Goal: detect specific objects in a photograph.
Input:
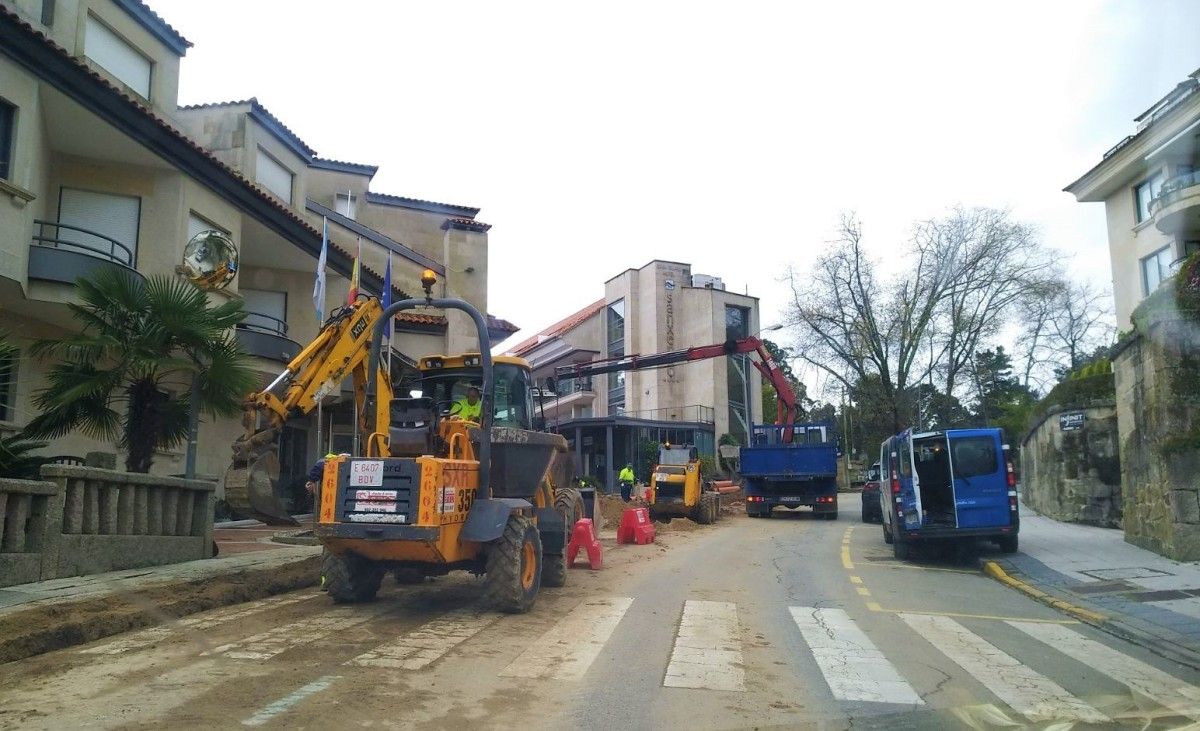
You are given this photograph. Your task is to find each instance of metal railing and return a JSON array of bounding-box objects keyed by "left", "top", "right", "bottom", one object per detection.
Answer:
[
  {"left": 1150, "top": 171, "right": 1200, "bottom": 214},
  {"left": 616, "top": 404, "right": 715, "bottom": 424},
  {"left": 548, "top": 376, "right": 592, "bottom": 395},
  {"left": 31, "top": 220, "right": 135, "bottom": 267},
  {"left": 237, "top": 311, "right": 289, "bottom": 337}
]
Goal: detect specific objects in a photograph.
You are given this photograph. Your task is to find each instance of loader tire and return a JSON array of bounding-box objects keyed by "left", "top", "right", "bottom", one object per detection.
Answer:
[
  {"left": 484, "top": 514, "right": 542, "bottom": 613},
  {"left": 695, "top": 494, "right": 716, "bottom": 525},
  {"left": 541, "top": 545, "right": 568, "bottom": 588},
  {"left": 323, "top": 551, "right": 384, "bottom": 603},
  {"left": 553, "top": 487, "right": 585, "bottom": 527}
]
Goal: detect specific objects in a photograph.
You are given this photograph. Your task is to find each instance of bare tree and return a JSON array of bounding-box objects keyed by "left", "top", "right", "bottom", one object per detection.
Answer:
[
  {"left": 924, "top": 208, "right": 1056, "bottom": 399},
  {"left": 1014, "top": 272, "right": 1067, "bottom": 391},
  {"left": 785, "top": 214, "right": 953, "bottom": 431},
  {"left": 1049, "top": 280, "right": 1114, "bottom": 371}
]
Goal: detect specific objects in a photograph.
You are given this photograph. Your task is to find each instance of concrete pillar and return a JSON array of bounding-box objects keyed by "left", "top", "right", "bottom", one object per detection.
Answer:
[
  {"left": 575, "top": 426, "right": 582, "bottom": 472},
  {"left": 177, "top": 491, "right": 194, "bottom": 537},
  {"left": 0, "top": 492, "right": 7, "bottom": 548},
  {"left": 2, "top": 494, "right": 26, "bottom": 552},
  {"left": 162, "top": 490, "right": 178, "bottom": 536},
  {"left": 63, "top": 480, "right": 82, "bottom": 534},
  {"left": 134, "top": 486, "right": 148, "bottom": 535},
  {"left": 99, "top": 483, "right": 118, "bottom": 535},
  {"left": 82, "top": 480, "right": 99, "bottom": 535},
  {"left": 117, "top": 486, "right": 135, "bottom": 534},
  {"left": 147, "top": 489, "right": 162, "bottom": 536},
  {"left": 605, "top": 425, "right": 614, "bottom": 493}
]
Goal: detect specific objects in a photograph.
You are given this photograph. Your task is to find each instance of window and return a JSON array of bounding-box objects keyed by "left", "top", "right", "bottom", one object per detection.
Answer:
[
  {"left": 1134, "top": 172, "right": 1164, "bottom": 223},
  {"left": 0, "top": 345, "right": 16, "bottom": 422},
  {"left": 256, "top": 148, "right": 294, "bottom": 203},
  {"left": 84, "top": 15, "right": 151, "bottom": 99},
  {"left": 725, "top": 304, "right": 751, "bottom": 445},
  {"left": 898, "top": 439, "right": 912, "bottom": 478},
  {"left": 239, "top": 289, "right": 287, "bottom": 335},
  {"left": 335, "top": 193, "right": 357, "bottom": 219},
  {"left": 1141, "top": 245, "right": 1174, "bottom": 295},
  {"left": 0, "top": 100, "right": 14, "bottom": 180},
  {"left": 57, "top": 187, "right": 141, "bottom": 265},
  {"left": 606, "top": 299, "right": 625, "bottom": 412},
  {"left": 41, "top": 0, "right": 54, "bottom": 25},
  {"left": 950, "top": 437, "right": 998, "bottom": 478},
  {"left": 187, "top": 212, "right": 227, "bottom": 242}
]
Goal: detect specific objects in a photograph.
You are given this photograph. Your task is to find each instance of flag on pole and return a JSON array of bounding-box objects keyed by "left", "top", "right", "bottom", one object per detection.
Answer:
[
  {"left": 381, "top": 251, "right": 393, "bottom": 339},
  {"left": 313, "top": 216, "right": 328, "bottom": 322},
  {"left": 382, "top": 251, "right": 393, "bottom": 373},
  {"left": 346, "top": 236, "right": 361, "bottom": 305}
]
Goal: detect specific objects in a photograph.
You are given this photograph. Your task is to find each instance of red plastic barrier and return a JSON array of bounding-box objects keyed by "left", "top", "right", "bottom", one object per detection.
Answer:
[
  {"left": 616, "top": 507, "right": 656, "bottom": 545},
  {"left": 566, "top": 518, "right": 602, "bottom": 569}
]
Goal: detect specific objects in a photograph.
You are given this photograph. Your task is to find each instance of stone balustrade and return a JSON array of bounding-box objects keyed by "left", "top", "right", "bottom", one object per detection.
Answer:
[{"left": 0, "top": 466, "right": 215, "bottom": 587}]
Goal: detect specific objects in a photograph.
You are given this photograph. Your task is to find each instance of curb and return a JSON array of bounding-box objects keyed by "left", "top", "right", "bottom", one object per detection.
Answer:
[
  {"left": 982, "top": 559, "right": 1200, "bottom": 673},
  {"left": 982, "top": 561, "right": 1108, "bottom": 624},
  {"left": 0, "top": 553, "right": 321, "bottom": 665}
]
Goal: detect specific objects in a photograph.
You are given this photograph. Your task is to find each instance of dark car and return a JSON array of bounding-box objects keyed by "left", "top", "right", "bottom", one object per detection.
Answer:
[{"left": 860, "top": 461, "right": 882, "bottom": 523}]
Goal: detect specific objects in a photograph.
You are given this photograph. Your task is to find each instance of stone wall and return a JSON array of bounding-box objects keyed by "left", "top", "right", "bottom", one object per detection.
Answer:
[
  {"left": 1020, "top": 403, "right": 1121, "bottom": 527},
  {"left": 1114, "top": 316, "right": 1200, "bottom": 561},
  {"left": 0, "top": 466, "right": 215, "bottom": 588}
]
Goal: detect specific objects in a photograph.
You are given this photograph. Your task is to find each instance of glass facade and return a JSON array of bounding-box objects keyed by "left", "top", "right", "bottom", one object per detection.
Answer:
[
  {"left": 725, "top": 304, "right": 751, "bottom": 445},
  {"left": 607, "top": 299, "right": 625, "bottom": 413}
]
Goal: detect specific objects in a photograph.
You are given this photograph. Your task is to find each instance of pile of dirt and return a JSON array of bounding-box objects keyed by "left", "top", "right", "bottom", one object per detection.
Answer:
[
  {"left": 597, "top": 493, "right": 635, "bottom": 529},
  {"left": 719, "top": 488, "right": 745, "bottom": 516}
]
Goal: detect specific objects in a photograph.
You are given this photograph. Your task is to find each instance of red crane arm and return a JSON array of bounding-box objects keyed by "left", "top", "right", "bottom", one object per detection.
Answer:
[{"left": 554, "top": 336, "right": 799, "bottom": 441}]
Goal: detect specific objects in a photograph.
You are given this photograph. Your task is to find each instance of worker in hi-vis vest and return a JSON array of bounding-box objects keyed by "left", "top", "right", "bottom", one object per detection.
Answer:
[
  {"left": 449, "top": 385, "right": 482, "bottom": 421},
  {"left": 618, "top": 463, "right": 636, "bottom": 502}
]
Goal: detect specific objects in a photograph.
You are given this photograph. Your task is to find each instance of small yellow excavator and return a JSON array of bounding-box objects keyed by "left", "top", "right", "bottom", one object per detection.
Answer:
[
  {"left": 646, "top": 443, "right": 720, "bottom": 525},
  {"left": 224, "top": 270, "right": 583, "bottom": 612}
]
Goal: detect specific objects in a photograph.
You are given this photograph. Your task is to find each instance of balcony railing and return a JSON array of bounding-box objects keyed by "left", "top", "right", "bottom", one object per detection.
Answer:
[
  {"left": 31, "top": 220, "right": 135, "bottom": 267},
  {"left": 1150, "top": 171, "right": 1200, "bottom": 215},
  {"left": 615, "top": 404, "right": 715, "bottom": 424},
  {"left": 237, "top": 311, "right": 289, "bottom": 337}
]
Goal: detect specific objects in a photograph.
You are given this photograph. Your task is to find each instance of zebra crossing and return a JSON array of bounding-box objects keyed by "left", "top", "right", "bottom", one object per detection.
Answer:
[{"left": 72, "top": 590, "right": 1200, "bottom": 725}]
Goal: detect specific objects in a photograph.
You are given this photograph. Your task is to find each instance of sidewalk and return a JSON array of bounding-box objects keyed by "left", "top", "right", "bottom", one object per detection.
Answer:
[
  {"left": 0, "top": 522, "right": 320, "bottom": 664},
  {"left": 988, "top": 502, "right": 1200, "bottom": 670}
]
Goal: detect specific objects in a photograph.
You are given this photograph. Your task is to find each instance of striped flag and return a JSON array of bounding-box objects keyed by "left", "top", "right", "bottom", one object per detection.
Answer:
[
  {"left": 346, "top": 237, "right": 361, "bottom": 305},
  {"left": 381, "top": 251, "right": 393, "bottom": 339},
  {"left": 313, "top": 217, "right": 328, "bottom": 322}
]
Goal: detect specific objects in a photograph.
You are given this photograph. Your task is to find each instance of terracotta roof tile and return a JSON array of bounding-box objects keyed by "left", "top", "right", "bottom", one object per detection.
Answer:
[
  {"left": 487, "top": 314, "right": 520, "bottom": 334},
  {"left": 178, "top": 97, "right": 317, "bottom": 158},
  {"left": 508, "top": 298, "right": 605, "bottom": 356}
]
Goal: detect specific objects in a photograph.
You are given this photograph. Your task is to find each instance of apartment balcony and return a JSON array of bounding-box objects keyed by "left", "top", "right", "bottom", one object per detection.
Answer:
[
  {"left": 26, "top": 220, "right": 143, "bottom": 286},
  {"left": 235, "top": 313, "right": 301, "bottom": 363},
  {"left": 1151, "top": 172, "right": 1200, "bottom": 236},
  {"left": 536, "top": 376, "right": 595, "bottom": 414}
]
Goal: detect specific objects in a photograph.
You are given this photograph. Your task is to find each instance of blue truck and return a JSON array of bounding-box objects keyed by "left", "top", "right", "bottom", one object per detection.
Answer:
[
  {"left": 878, "top": 427, "right": 1019, "bottom": 559},
  {"left": 741, "top": 422, "right": 840, "bottom": 519}
]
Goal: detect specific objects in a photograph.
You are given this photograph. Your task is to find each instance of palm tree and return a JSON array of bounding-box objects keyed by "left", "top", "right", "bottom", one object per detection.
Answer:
[
  {"left": 23, "top": 269, "right": 257, "bottom": 473},
  {"left": 0, "top": 330, "right": 49, "bottom": 479}
]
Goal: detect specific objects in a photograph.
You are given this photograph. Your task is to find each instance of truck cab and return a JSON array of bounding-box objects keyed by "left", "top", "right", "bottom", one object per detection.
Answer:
[{"left": 879, "top": 427, "right": 1019, "bottom": 559}]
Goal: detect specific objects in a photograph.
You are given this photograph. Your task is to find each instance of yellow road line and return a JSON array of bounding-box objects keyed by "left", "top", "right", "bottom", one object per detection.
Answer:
[
  {"left": 841, "top": 547, "right": 854, "bottom": 570},
  {"left": 856, "top": 560, "right": 976, "bottom": 575},
  {"left": 864, "top": 604, "right": 1079, "bottom": 624},
  {"left": 982, "top": 561, "right": 1108, "bottom": 625},
  {"left": 856, "top": 587, "right": 871, "bottom": 597},
  {"left": 849, "top": 576, "right": 863, "bottom": 585}
]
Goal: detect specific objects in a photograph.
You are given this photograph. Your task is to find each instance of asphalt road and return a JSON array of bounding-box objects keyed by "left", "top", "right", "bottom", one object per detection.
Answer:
[{"left": 2, "top": 495, "right": 1199, "bottom": 730}]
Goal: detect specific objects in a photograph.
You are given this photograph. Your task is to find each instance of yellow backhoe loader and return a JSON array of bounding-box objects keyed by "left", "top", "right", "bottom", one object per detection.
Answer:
[{"left": 225, "top": 270, "right": 583, "bottom": 612}]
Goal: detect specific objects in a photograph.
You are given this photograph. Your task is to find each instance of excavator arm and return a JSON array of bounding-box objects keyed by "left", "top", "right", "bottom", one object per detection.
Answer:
[
  {"left": 554, "top": 335, "right": 800, "bottom": 442},
  {"left": 223, "top": 297, "right": 395, "bottom": 525}
]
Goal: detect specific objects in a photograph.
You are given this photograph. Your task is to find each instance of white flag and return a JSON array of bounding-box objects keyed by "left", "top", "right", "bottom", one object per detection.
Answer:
[{"left": 313, "top": 216, "right": 328, "bottom": 322}]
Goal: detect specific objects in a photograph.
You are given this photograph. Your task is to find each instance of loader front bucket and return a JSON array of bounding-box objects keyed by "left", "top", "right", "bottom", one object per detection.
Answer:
[{"left": 222, "top": 449, "right": 298, "bottom": 526}]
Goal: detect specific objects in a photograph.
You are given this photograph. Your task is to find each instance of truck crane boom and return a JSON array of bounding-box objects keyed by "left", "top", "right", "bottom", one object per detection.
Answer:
[
  {"left": 223, "top": 297, "right": 394, "bottom": 525},
  {"left": 553, "top": 336, "right": 800, "bottom": 442}
]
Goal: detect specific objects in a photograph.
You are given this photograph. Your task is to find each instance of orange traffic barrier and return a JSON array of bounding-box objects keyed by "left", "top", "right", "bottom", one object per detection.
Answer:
[
  {"left": 567, "top": 518, "right": 602, "bottom": 569},
  {"left": 616, "top": 507, "right": 656, "bottom": 545}
]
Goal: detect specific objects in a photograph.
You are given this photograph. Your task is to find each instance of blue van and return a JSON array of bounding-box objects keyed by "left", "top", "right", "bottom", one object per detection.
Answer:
[{"left": 878, "top": 428, "right": 1018, "bottom": 559}]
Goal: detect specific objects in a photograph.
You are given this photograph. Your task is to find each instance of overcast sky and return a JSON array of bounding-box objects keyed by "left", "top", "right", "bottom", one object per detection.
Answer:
[{"left": 153, "top": 0, "right": 1200, "bottom": 394}]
